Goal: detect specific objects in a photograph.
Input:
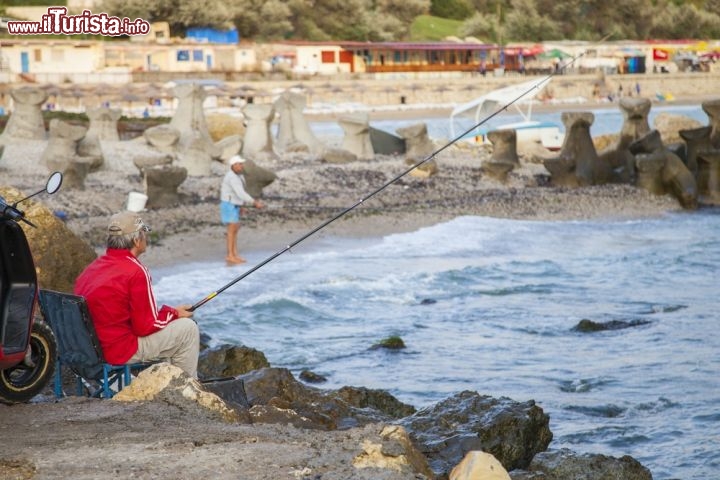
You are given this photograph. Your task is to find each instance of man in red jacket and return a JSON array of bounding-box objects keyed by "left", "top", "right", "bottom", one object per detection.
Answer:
[{"left": 75, "top": 211, "right": 199, "bottom": 377}]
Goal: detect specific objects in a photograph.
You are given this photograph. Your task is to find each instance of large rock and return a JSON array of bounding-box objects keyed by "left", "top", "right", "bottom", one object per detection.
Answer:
[
  {"left": 451, "top": 451, "right": 511, "bottom": 480},
  {"left": 617, "top": 97, "right": 652, "bottom": 151},
  {"left": 274, "top": 90, "right": 324, "bottom": 155},
  {"left": 352, "top": 424, "right": 434, "bottom": 479},
  {"left": 679, "top": 126, "right": 712, "bottom": 177},
  {"left": 77, "top": 106, "right": 121, "bottom": 164},
  {"left": 242, "top": 159, "right": 277, "bottom": 198},
  {"left": 399, "top": 390, "right": 552, "bottom": 478},
  {"left": 545, "top": 112, "right": 612, "bottom": 186},
  {"left": 371, "top": 127, "right": 406, "bottom": 156},
  {"left": 483, "top": 129, "right": 519, "bottom": 182},
  {"left": 697, "top": 151, "right": 720, "bottom": 204},
  {"left": 198, "top": 343, "right": 270, "bottom": 380},
  {"left": 0, "top": 186, "right": 96, "bottom": 293},
  {"left": 654, "top": 112, "right": 703, "bottom": 146},
  {"left": 241, "top": 103, "right": 276, "bottom": 162},
  {"left": 113, "top": 363, "right": 242, "bottom": 423},
  {"left": 142, "top": 165, "right": 188, "bottom": 208},
  {"left": 516, "top": 448, "right": 652, "bottom": 480},
  {"left": 332, "top": 386, "right": 417, "bottom": 419},
  {"left": 237, "top": 367, "right": 415, "bottom": 430},
  {"left": 630, "top": 130, "right": 698, "bottom": 208},
  {"left": 41, "top": 119, "right": 101, "bottom": 189},
  {"left": 397, "top": 124, "right": 432, "bottom": 161},
  {"left": 0, "top": 87, "right": 47, "bottom": 142},
  {"left": 702, "top": 98, "right": 720, "bottom": 147},
  {"left": 340, "top": 112, "right": 374, "bottom": 160},
  {"left": 165, "top": 83, "right": 226, "bottom": 175}
]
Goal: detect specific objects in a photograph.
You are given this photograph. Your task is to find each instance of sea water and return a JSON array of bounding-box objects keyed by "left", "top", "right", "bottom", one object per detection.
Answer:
[
  {"left": 153, "top": 211, "right": 720, "bottom": 479},
  {"left": 307, "top": 103, "right": 710, "bottom": 144}
]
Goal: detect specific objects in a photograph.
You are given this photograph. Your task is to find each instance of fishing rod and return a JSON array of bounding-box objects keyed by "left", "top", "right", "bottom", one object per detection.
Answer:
[{"left": 188, "top": 43, "right": 600, "bottom": 312}]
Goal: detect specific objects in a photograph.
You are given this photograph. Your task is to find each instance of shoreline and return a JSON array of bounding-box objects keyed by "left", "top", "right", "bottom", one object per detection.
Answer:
[{"left": 139, "top": 186, "right": 682, "bottom": 272}]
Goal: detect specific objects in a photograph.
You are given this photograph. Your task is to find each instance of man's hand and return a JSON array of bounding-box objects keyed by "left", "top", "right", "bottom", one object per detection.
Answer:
[
  {"left": 174, "top": 305, "right": 194, "bottom": 318},
  {"left": 253, "top": 199, "right": 264, "bottom": 209}
]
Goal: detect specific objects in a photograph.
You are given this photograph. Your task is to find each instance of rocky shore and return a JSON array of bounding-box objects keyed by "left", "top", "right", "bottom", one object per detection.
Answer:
[{"left": 0, "top": 75, "right": 716, "bottom": 478}]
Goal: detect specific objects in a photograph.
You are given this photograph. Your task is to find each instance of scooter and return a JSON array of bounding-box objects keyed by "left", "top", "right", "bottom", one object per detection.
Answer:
[{"left": 0, "top": 172, "right": 62, "bottom": 403}]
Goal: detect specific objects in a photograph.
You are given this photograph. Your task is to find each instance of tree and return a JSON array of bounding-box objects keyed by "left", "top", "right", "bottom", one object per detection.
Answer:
[
  {"left": 459, "top": 12, "right": 502, "bottom": 43},
  {"left": 503, "top": 0, "right": 562, "bottom": 41},
  {"left": 100, "top": 0, "right": 232, "bottom": 35},
  {"left": 377, "top": 0, "right": 431, "bottom": 26},
  {"left": 430, "top": 0, "right": 475, "bottom": 20},
  {"left": 650, "top": 2, "right": 720, "bottom": 38}
]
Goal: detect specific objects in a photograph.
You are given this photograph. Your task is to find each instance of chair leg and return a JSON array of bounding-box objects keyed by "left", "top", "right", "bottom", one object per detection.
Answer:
[
  {"left": 123, "top": 364, "right": 132, "bottom": 386},
  {"left": 53, "top": 360, "right": 63, "bottom": 398},
  {"left": 75, "top": 375, "right": 84, "bottom": 396},
  {"left": 102, "top": 365, "right": 113, "bottom": 399}
]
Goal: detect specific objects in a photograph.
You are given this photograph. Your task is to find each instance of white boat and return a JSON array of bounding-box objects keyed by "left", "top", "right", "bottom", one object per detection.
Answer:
[{"left": 449, "top": 77, "right": 564, "bottom": 149}]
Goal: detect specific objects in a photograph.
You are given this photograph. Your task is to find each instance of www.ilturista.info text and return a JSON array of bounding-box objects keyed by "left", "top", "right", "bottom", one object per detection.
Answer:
[{"left": 6, "top": 7, "right": 150, "bottom": 36}]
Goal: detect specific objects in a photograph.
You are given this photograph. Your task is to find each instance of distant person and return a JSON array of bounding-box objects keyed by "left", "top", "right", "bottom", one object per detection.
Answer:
[
  {"left": 635, "top": 82, "right": 641, "bottom": 96},
  {"left": 74, "top": 211, "right": 199, "bottom": 377},
  {"left": 220, "top": 155, "right": 264, "bottom": 265}
]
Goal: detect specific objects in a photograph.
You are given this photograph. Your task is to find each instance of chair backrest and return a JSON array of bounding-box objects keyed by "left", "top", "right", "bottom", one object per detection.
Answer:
[{"left": 38, "top": 289, "right": 106, "bottom": 380}]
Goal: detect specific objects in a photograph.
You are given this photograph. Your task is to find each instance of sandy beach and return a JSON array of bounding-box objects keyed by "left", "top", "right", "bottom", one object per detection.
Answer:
[{"left": 0, "top": 76, "right": 713, "bottom": 478}]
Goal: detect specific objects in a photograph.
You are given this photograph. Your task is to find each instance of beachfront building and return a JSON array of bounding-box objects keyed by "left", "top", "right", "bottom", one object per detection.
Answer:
[
  {"left": 268, "top": 42, "right": 353, "bottom": 75},
  {"left": 337, "top": 41, "right": 505, "bottom": 76},
  {"left": 104, "top": 42, "right": 256, "bottom": 74},
  {"left": 0, "top": 37, "right": 259, "bottom": 84},
  {"left": 273, "top": 41, "right": 547, "bottom": 78},
  {"left": 0, "top": 39, "right": 111, "bottom": 84},
  {"left": 0, "top": 34, "right": 718, "bottom": 85}
]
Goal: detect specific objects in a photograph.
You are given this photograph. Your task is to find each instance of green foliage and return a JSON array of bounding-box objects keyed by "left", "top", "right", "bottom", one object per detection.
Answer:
[
  {"left": 3, "top": 0, "right": 64, "bottom": 5},
  {"left": 96, "top": 0, "right": 720, "bottom": 42},
  {"left": 42, "top": 110, "right": 88, "bottom": 124},
  {"left": 410, "top": 14, "right": 463, "bottom": 41},
  {"left": 430, "top": 0, "right": 475, "bottom": 20},
  {"left": 100, "top": 0, "right": 232, "bottom": 36}
]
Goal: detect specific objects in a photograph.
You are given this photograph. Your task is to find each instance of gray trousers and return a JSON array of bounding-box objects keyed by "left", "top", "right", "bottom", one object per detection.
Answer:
[{"left": 128, "top": 317, "right": 200, "bottom": 378}]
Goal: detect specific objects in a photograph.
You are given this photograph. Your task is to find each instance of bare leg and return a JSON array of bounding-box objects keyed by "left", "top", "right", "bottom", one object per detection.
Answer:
[{"left": 226, "top": 223, "right": 245, "bottom": 264}]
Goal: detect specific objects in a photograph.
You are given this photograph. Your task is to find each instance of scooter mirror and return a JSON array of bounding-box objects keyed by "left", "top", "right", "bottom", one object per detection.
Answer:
[{"left": 45, "top": 172, "right": 63, "bottom": 195}]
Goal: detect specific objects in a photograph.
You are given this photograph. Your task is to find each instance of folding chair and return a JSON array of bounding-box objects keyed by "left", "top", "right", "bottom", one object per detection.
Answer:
[{"left": 38, "top": 289, "right": 152, "bottom": 399}]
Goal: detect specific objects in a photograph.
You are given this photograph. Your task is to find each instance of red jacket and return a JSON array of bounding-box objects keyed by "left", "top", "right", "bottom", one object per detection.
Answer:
[{"left": 74, "top": 248, "right": 179, "bottom": 365}]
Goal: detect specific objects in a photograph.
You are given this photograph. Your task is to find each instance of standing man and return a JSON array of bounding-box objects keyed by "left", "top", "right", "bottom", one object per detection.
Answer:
[
  {"left": 220, "top": 155, "right": 264, "bottom": 265},
  {"left": 74, "top": 211, "right": 200, "bottom": 377}
]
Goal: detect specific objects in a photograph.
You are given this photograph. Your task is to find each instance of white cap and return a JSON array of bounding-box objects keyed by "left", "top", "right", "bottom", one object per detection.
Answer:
[{"left": 229, "top": 155, "right": 246, "bottom": 166}]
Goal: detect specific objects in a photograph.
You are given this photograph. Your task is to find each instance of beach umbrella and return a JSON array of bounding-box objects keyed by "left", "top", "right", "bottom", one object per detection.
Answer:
[
  {"left": 117, "top": 92, "right": 142, "bottom": 111},
  {"left": 60, "top": 87, "right": 86, "bottom": 110},
  {"left": 539, "top": 48, "right": 570, "bottom": 60},
  {"left": 119, "top": 92, "right": 142, "bottom": 103}
]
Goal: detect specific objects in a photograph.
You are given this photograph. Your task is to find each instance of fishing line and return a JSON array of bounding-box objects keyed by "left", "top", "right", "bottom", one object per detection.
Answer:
[{"left": 189, "top": 41, "right": 604, "bottom": 312}]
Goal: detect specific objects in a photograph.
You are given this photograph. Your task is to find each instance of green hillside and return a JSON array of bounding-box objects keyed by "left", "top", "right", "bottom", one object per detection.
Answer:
[{"left": 409, "top": 15, "right": 463, "bottom": 41}]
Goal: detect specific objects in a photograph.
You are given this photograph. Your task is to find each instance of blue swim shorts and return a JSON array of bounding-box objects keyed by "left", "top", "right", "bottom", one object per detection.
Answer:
[{"left": 220, "top": 201, "right": 241, "bottom": 224}]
